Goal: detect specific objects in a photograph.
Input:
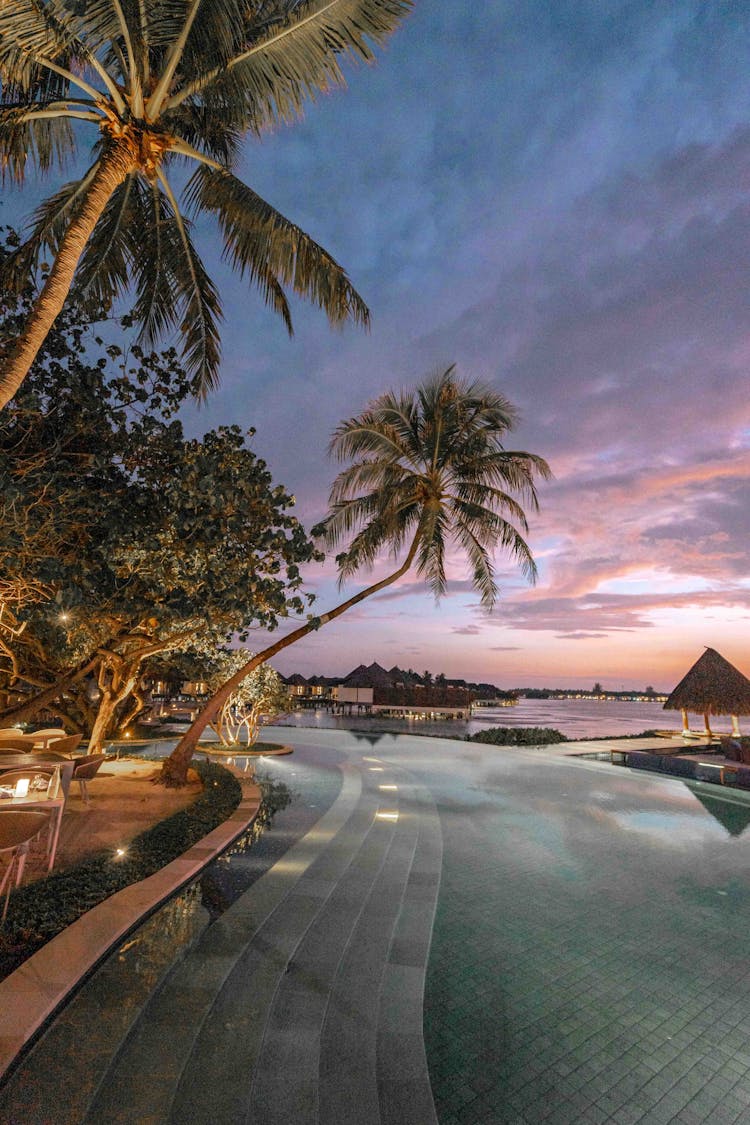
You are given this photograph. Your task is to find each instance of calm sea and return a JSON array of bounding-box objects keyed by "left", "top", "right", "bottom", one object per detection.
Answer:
[{"left": 276, "top": 698, "right": 738, "bottom": 741}]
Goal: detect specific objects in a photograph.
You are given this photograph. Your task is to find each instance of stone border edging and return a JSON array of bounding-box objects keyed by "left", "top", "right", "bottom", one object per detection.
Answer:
[
  {"left": 0, "top": 782, "right": 262, "bottom": 1081},
  {"left": 200, "top": 742, "right": 293, "bottom": 758}
]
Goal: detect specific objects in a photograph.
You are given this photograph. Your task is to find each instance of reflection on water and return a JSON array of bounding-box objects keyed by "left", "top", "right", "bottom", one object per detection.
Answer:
[
  {"left": 277, "top": 697, "right": 737, "bottom": 740},
  {"left": 684, "top": 783, "right": 750, "bottom": 838},
  {"left": 198, "top": 777, "right": 295, "bottom": 920}
]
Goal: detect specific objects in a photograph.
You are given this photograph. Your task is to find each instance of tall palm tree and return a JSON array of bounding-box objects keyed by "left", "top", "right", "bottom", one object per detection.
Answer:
[
  {"left": 0, "top": 0, "right": 412, "bottom": 408},
  {"left": 160, "top": 365, "right": 552, "bottom": 784}
]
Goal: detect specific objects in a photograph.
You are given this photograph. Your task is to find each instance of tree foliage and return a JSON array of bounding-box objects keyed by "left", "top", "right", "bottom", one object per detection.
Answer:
[
  {"left": 0, "top": 252, "right": 319, "bottom": 743},
  {"left": 203, "top": 651, "right": 288, "bottom": 745}
]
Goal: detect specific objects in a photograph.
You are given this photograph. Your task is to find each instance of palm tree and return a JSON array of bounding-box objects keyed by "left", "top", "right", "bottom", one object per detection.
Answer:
[
  {"left": 160, "top": 365, "right": 551, "bottom": 784},
  {"left": 0, "top": 0, "right": 412, "bottom": 409}
]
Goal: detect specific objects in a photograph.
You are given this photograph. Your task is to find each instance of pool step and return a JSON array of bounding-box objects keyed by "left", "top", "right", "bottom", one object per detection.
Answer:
[
  {"left": 3, "top": 753, "right": 443, "bottom": 1125},
  {"left": 81, "top": 762, "right": 365, "bottom": 1124}
]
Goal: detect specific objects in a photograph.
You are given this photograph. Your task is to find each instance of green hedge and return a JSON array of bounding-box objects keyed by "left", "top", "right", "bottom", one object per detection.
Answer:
[
  {"left": 0, "top": 759, "right": 242, "bottom": 980},
  {"left": 467, "top": 726, "right": 567, "bottom": 746}
]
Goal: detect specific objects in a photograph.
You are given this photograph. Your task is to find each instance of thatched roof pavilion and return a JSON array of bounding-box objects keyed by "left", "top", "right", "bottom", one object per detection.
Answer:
[{"left": 663, "top": 647, "right": 750, "bottom": 736}]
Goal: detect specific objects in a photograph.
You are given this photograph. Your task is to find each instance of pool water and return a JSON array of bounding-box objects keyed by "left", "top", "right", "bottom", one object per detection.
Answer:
[{"left": 2, "top": 728, "right": 750, "bottom": 1125}]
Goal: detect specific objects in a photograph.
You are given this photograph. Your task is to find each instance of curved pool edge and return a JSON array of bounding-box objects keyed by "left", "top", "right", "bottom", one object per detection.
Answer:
[{"left": 0, "top": 782, "right": 262, "bottom": 1082}]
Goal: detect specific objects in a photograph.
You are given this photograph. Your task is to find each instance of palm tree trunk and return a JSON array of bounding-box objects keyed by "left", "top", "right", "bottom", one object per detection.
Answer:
[
  {"left": 0, "top": 143, "right": 135, "bottom": 410},
  {"left": 159, "top": 536, "right": 421, "bottom": 786}
]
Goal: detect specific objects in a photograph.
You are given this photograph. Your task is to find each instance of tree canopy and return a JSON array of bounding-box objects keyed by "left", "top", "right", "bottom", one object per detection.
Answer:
[{"left": 0, "top": 255, "right": 319, "bottom": 743}]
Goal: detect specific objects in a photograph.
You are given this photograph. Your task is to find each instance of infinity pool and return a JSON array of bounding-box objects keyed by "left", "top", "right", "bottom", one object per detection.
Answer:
[{"left": 2, "top": 729, "right": 749, "bottom": 1124}]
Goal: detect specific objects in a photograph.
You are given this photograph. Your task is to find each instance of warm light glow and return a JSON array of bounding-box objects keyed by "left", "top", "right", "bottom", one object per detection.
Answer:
[
  {"left": 116, "top": 848, "right": 126, "bottom": 857},
  {"left": 363, "top": 757, "right": 381, "bottom": 763},
  {"left": 368, "top": 767, "right": 384, "bottom": 772},
  {"left": 378, "top": 784, "right": 398, "bottom": 791},
  {"left": 14, "top": 779, "right": 29, "bottom": 798},
  {"left": 376, "top": 811, "right": 399, "bottom": 821}
]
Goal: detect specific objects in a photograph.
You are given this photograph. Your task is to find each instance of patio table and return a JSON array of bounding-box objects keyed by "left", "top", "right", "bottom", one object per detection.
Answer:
[{"left": 0, "top": 762, "right": 72, "bottom": 871}]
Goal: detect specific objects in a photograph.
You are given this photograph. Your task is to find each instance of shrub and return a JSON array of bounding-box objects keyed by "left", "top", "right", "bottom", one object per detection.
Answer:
[
  {"left": 0, "top": 759, "right": 241, "bottom": 980},
  {"left": 467, "top": 726, "right": 567, "bottom": 746}
]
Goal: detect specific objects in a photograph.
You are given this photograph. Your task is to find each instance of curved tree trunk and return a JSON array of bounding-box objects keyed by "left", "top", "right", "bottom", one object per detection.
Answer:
[
  {"left": 159, "top": 536, "right": 421, "bottom": 786},
  {"left": 0, "top": 142, "right": 135, "bottom": 410},
  {"left": 0, "top": 653, "right": 100, "bottom": 725}
]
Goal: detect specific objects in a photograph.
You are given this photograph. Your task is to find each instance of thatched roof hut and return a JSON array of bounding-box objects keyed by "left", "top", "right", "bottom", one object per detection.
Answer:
[{"left": 663, "top": 647, "right": 750, "bottom": 736}]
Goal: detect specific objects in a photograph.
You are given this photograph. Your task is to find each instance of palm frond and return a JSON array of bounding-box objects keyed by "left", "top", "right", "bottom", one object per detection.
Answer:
[
  {"left": 0, "top": 161, "right": 101, "bottom": 286},
  {"left": 155, "top": 170, "right": 223, "bottom": 393},
  {"left": 328, "top": 416, "right": 415, "bottom": 465},
  {"left": 327, "top": 459, "right": 412, "bottom": 506},
  {"left": 416, "top": 507, "right": 448, "bottom": 601},
  {"left": 166, "top": 0, "right": 413, "bottom": 130},
  {"left": 452, "top": 518, "right": 498, "bottom": 610},
  {"left": 74, "top": 173, "right": 138, "bottom": 311},
  {"left": 185, "top": 165, "right": 368, "bottom": 330},
  {"left": 0, "top": 105, "right": 76, "bottom": 183},
  {"left": 448, "top": 484, "right": 532, "bottom": 531}
]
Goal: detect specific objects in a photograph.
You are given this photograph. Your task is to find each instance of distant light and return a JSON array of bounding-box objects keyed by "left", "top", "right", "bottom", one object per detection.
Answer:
[
  {"left": 59, "top": 613, "right": 70, "bottom": 623},
  {"left": 368, "top": 767, "right": 384, "bottom": 772},
  {"left": 376, "top": 811, "right": 399, "bottom": 821},
  {"left": 378, "top": 784, "right": 398, "bottom": 791},
  {"left": 116, "top": 848, "right": 126, "bottom": 858}
]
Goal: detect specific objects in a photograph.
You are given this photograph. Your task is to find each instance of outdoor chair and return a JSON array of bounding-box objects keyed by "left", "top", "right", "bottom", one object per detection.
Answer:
[
  {"left": 70, "top": 754, "right": 108, "bottom": 805},
  {"left": 27, "top": 728, "right": 68, "bottom": 749},
  {"left": 41, "top": 733, "right": 83, "bottom": 755},
  {"left": 0, "top": 767, "right": 69, "bottom": 871},
  {"left": 0, "top": 810, "right": 51, "bottom": 922}
]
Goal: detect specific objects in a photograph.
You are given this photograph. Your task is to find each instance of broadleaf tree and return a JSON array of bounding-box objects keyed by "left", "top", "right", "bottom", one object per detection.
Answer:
[{"left": 0, "top": 263, "right": 320, "bottom": 745}]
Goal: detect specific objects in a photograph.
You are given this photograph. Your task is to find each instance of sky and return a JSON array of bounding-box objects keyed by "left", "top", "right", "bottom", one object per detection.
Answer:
[{"left": 8, "top": 1, "right": 750, "bottom": 690}]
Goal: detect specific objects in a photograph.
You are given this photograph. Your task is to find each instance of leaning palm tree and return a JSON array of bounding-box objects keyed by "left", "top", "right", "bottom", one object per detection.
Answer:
[
  {"left": 160, "top": 365, "right": 552, "bottom": 784},
  {"left": 0, "top": 0, "right": 412, "bottom": 409}
]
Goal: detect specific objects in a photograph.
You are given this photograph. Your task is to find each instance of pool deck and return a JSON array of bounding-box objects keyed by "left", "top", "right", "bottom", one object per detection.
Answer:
[{"left": 2, "top": 733, "right": 750, "bottom": 1124}]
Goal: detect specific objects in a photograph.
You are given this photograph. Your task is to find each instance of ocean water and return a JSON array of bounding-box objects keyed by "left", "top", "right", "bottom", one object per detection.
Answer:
[{"left": 276, "top": 697, "right": 738, "bottom": 741}]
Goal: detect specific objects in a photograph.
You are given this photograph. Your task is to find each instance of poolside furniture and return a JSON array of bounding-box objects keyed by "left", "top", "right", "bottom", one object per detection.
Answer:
[
  {"left": 0, "top": 738, "right": 36, "bottom": 751},
  {"left": 0, "top": 811, "right": 51, "bottom": 922},
  {"left": 26, "top": 728, "right": 68, "bottom": 750},
  {"left": 41, "top": 734, "right": 83, "bottom": 755},
  {"left": 0, "top": 767, "right": 68, "bottom": 871},
  {"left": 70, "top": 755, "right": 108, "bottom": 805}
]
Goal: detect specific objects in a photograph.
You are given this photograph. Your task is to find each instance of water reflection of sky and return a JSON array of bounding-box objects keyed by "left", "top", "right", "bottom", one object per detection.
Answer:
[{"left": 609, "top": 809, "right": 727, "bottom": 844}]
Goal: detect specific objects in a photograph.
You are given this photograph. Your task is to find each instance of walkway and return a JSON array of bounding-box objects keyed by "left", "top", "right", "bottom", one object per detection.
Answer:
[{"left": 3, "top": 730, "right": 750, "bottom": 1125}]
